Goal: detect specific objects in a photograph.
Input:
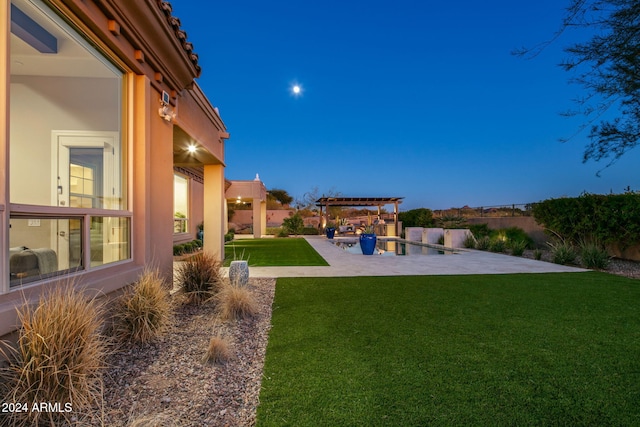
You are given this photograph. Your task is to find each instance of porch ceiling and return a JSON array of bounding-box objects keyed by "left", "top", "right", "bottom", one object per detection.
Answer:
[{"left": 173, "top": 126, "right": 223, "bottom": 166}]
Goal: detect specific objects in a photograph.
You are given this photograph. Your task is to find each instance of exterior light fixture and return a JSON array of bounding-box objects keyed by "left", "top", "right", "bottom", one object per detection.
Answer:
[
  {"left": 158, "top": 90, "right": 176, "bottom": 122},
  {"left": 187, "top": 144, "right": 197, "bottom": 154}
]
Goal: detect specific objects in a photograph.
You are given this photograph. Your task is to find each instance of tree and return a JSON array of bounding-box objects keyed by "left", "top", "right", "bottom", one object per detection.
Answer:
[
  {"left": 398, "top": 208, "right": 434, "bottom": 228},
  {"left": 268, "top": 188, "right": 293, "bottom": 207},
  {"left": 517, "top": 0, "right": 640, "bottom": 172}
]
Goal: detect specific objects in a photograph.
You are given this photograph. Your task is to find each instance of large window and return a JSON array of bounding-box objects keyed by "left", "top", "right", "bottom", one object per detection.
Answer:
[
  {"left": 8, "top": 0, "right": 129, "bottom": 286},
  {"left": 174, "top": 173, "right": 189, "bottom": 234}
]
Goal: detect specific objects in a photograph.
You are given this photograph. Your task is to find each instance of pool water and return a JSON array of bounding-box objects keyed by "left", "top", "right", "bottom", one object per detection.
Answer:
[{"left": 330, "top": 239, "right": 457, "bottom": 256}]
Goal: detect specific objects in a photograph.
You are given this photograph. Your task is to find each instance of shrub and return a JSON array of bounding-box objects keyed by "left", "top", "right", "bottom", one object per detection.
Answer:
[
  {"left": 282, "top": 213, "right": 304, "bottom": 235},
  {"left": 533, "top": 249, "right": 543, "bottom": 260},
  {"left": 175, "top": 253, "right": 223, "bottom": 304},
  {"left": 549, "top": 241, "right": 578, "bottom": 265},
  {"left": 469, "top": 223, "right": 491, "bottom": 239},
  {"left": 532, "top": 192, "right": 640, "bottom": 248},
  {"left": 0, "top": 285, "right": 105, "bottom": 426},
  {"left": 509, "top": 239, "right": 527, "bottom": 256},
  {"left": 216, "top": 282, "right": 258, "bottom": 321},
  {"left": 580, "top": 242, "right": 611, "bottom": 270},
  {"left": 191, "top": 239, "right": 203, "bottom": 248},
  {"left": 302, "top": 226, "right": 319, "bottom": 235},
  {"left": 463, "top": 233, "right": 477, "bottom": 248},
  {"left": 398, "top": 208, "right": 434, "bottom": 228},
  {"left": 224, "top": 232, "right": 235, "bottom": 242},
  {"left": 501, "top": 227, "right": 534, "bottom": 249},
  {"left": 436, "top": 215, "right": 466, "bottom": 229},
  {"left": 202, "top": 335, "right": 232, "bottom": 365},
  {"left": 173, "top": 244, "right": 185, "bottom": 256},
  {"left": 111, "top": 269, "right": 173, "bottom": 343},
  {"left": 475, "top": 235, "right": 491, "bottom": 250},
  {"left": 276, "top": 227, "right": 290, "bottom": 238},
  {"left": 489, "top": 239, "right": 506, "bottom": 253}
]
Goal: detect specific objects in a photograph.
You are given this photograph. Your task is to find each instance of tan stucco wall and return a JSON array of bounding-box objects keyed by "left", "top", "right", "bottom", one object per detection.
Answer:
[
  {"left": 231, "top": 209, "right": 295, "bottom": 227},
  {"left": 466, "top": 216, "right": 548, "bottom": 246}
]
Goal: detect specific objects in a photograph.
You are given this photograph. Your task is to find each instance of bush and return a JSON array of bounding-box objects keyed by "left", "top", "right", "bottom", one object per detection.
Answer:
[
  {"left": 282, "top": 213, "right": 304, "bottom": 235},
  {"left": 489, "top": 239, "right": 507, "bottom": 253},
  {"left": 580, "top": 242, "right": 611, "bottom": 270},
  {"left": 463, "top": 233, "right": 477, "bottom": 248},
  {"left": 216, "top": 282, "right": 258, "bottom": 321},
  {"left": 276, "top": 227, "right": 290, "bottom": 238},
  {"left": 509, "top": 239, "right": 527, "bottom": 256},
  {"left": 533, "top": 249, "right": 543, "bottom": 260},
  {"left": 173, "top": 244, "right": 185, "bottom": 256},
  {"left": 436, "top": 215, "right": 466, "bottom": 229},
  {"left": 549, "top": 241, "right": 578, "bottom": 265},
  {"left": 203, "top": 335, "right": 232, "bottom": 365},
  {"left": 224, "top": 232, "right": 235, "bottom": 242},
  {"left": 469, "top": 223, "right": 491, "bottom": 239},
  {"left": 302, "top": 226, "right": 319, "bottom": 235},
  {"left": 475, "top": 236, "right": 491, "bottom": 250},
  {"left": 111, "top": 269, "right": 173, "bottom": 343},
  {"left": 533, "top": 192, "right": 640, "bottom": 248},
  {"left": 398, "top": 208, "right": 434, "bottom": 228},
  {"left": 175, "top": 253, "right": 223, "bottom": 304},
  {"left": 501, "top": 227, "right": 534, "bottom": 249},
  {"left": 0, "top": 285, "right": 105, "bottom": 426}
]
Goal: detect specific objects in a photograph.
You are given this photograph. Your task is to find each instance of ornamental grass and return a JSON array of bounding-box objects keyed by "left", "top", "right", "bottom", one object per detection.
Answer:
[
  {"left": 202, "top": 334, "right": 233, "bottom": 366},
  {"left": 0, "top": 284, "right": 106, "bottom": 426},
  {"left": 175, "top": 252, "right": 223, "bottom": 304},
  {"left": 111, "top": 268, "right": 173, "bottom": 343},
  {"left": 216, "top": 281, "right": 259, "bottom": 321}
]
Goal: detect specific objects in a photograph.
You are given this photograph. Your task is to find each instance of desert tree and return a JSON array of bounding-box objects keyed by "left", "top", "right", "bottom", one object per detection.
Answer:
[
  {"left": 516, "top": 0, "right": 640, "bottom": 173},
  {"left": 268, "top": 188, "right": 294, "bottom": 207}
]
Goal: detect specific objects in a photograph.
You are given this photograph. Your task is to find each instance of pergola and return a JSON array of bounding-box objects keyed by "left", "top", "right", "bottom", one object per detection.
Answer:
[{"left": 315, "top": 197, "right": 404, "bottom": 236}]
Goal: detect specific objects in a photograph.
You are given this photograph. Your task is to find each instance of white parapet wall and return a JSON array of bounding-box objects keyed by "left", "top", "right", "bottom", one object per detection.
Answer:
[
  {"left": 444, "top": 229, "right": 472, "bottom": 248},
  {"left": 405, "top": 227, "right": 424, "bottom": 242},
  {"left": 422, "top": 228, "right": 444, "bottom": 245}
]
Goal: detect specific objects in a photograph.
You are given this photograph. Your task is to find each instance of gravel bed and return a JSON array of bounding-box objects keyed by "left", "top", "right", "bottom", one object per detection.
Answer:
[
  {"left": 91, "top": 278, "right": 276, "bottom": 427},
  {"left": 522, "top": 249, "right": 640, "bottom": 279},
  {"left": 88, "top": 254, "right": 638, "bottom": 426}
]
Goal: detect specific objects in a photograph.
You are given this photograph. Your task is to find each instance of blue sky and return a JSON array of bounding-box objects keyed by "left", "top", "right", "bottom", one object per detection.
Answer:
[{"left": 172, "top": 1, "right": 640, "bottom": 210}]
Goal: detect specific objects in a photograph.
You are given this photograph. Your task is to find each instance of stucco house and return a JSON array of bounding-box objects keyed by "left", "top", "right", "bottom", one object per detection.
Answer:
[{"left": 1, "top": 0, "right": 228, "bottom": 337}]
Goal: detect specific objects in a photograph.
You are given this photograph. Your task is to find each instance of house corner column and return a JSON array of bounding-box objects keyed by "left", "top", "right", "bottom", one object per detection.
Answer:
[
  {"left": 204, "top": 164, "right": 224, "bottom": 260},
  {"left": 252, "top": 199, "right": 264, "bottom": 238}
]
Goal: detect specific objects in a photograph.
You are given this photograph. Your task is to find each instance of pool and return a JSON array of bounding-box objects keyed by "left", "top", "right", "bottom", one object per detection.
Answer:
[{"left": 330, "top": 238, "right": 458, "bottom": 256}]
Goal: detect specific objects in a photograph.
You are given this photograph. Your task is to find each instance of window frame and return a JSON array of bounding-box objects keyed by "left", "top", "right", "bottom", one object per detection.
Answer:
[{"left": 3, "top": 0, "right": 133, "bottom": 293}]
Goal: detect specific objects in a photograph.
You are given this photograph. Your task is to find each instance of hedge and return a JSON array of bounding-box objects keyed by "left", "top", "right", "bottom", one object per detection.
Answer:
[{"left": 532, "top": 192, "right": 640, "bottom": 248}]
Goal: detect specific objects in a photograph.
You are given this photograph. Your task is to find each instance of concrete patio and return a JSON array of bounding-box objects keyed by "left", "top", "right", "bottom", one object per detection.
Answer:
[{"left": 232, "top": 236, "right": 587, "bottom": 278}]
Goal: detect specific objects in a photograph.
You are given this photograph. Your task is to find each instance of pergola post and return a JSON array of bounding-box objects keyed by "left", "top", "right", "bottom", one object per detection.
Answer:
[{"left": 394, "top": 201, "right": 400, "bottom": 237}]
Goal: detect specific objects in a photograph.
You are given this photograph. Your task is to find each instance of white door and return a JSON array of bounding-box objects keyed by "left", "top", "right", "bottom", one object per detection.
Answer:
[{"left": 52, "top": 131, "right": 120, "bottom": 269}]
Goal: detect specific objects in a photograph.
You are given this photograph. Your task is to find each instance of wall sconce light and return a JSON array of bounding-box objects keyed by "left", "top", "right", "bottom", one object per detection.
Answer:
[
  {"left": 159, "top": 90, "right": 176, "bottom": 122},
  {"left": 187, "top": 144, "right": 197, "bottom": 154}
]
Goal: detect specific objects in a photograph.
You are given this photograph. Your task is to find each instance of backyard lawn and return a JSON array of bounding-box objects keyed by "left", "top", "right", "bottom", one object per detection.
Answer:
[
  {"left": 257, "top": 272, "right": 640, "bottom": 426},
  {"left": 223, "top": 238, "right": 329, "bottom": 267}
]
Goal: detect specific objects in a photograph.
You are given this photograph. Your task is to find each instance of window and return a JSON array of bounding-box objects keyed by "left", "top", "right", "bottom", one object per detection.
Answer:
[
  {"left": 8, "top": 0, "right": 129, "bottom": 286},
  {"left": 174, "top": 173, "right": 189, "bottom": 234}
]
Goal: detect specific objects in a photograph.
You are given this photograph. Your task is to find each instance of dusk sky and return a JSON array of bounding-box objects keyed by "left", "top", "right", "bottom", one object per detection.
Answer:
[{"left": 171, "top": 1, "right": 640, "bottom": 210}]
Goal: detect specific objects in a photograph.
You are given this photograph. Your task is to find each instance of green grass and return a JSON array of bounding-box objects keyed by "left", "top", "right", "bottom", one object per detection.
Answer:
[
  {"left": 257, "top": 272, "right": 640, "bottom": 426},
  {"left": 224, "top": 238, "right": 329, "bottom": 267}
]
